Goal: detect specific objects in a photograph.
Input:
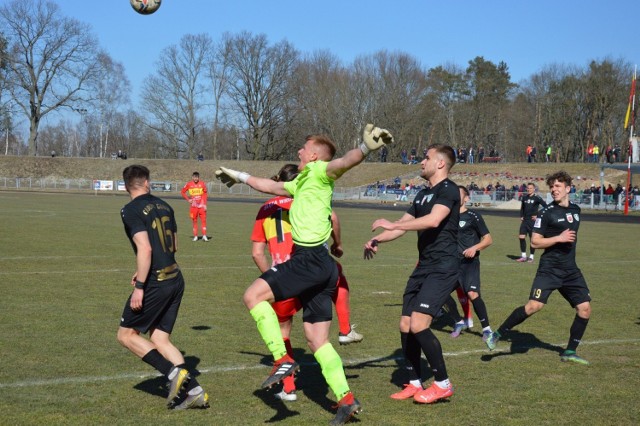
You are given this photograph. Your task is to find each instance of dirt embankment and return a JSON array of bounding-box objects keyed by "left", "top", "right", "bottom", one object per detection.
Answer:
[{"left": 0, "top": 155, "right": 626, "bottom": 190}]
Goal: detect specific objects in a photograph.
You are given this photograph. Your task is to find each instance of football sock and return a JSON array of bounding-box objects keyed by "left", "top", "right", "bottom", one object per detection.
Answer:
[
  {"left": 413, "top": 328, "right": 448, "bottom": 382},
  {"left": 282, "top": 338, "right": 296, "bottom": 393},
  {"left": 497, "top": 305, "right": 529, "bottom": 335},
  {"left": 314, "top": 343, "right": 350, "bottom": 400},
  {"left": 188, "top": 386, "right": 203, "bottom": 396},
  {"left": 456, "top": 286, "right": 471, "bottom": 319},
  {"left": 410, "top": 379, "right": 422, "bottom": 388},
  {"left": 471, "top": 297, "right": 490, "bottom": 329},
  {"left": 519, "top": 238, "right": 526, "bottom": 253},
  {"left": 332, "top": 273, "right": 352, "bottom": 335},
  {"left": 201, "top": 218, "right": 207, "bottom": 236},
  {"left": 435, "top": 379, "right": 451, "bottom": 389},
  {"left": 400, "top": 332, "right": 422, "bottom": 381},
  {"left": 566, "top": 315, "right": 589, "bottom": 352},
  {"left": 141, "top": 349, "right": 173, "bottom": 376},
  {"left": 530, "top": 247, "right": 536, "bottom": 257},
  {"left": 250, "top": 301, "right": 287, "bottom": 360},
  {"left": 192, "top": 221, "right": 198, "bottom": 237}
]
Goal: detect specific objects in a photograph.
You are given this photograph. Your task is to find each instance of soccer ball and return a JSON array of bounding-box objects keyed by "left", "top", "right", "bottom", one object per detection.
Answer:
[{"left": 130, "top": 0, "right": 161, "bottom": 15}]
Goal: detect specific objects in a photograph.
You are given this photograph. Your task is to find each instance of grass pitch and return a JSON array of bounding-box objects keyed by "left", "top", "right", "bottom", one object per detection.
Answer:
[{"left": 0, "top": 192, "right": 638, "bottom": 425}]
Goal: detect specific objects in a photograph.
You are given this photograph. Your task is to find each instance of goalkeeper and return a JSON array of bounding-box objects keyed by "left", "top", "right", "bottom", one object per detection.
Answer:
[{"left": 216, "top": 125, "right": 392, "bottom": 425}]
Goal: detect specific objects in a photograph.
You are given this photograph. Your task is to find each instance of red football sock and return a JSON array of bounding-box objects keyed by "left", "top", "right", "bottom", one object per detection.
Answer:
[{"left": 333, "top": 270, "right": 351, "bottom": 335}]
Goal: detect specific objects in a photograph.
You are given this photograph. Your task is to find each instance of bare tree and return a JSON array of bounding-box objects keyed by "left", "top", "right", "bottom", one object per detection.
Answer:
[
  {"left": 89, "top": 53, "right": 131, "bottom": 157},
  {"left": 0, "top": 0, "right": 102, "bottom": 156},
  {"left": 223, "top": 31, "right": 298, "bottom": 160},
  {"left": 207, "top": 39, "right": 233, "bottom": 160},
  {"left": 140, "top": 33, "right": 213, "bottom": 159},
  {"left": 425, "top": 64, "right": 469, "bottom": 148}
]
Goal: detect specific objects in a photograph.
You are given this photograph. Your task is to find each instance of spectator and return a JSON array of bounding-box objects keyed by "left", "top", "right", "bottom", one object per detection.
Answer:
[
  {"left": 530, "top": 146, "right": 537, "bottom": 162},
  {"left": 526, "top": 145, "right": 533, "bottom": 163},
  {"left": 197, "top": 152, "right": 204, "bottom": 161},
  {"left": 478, "top": 146, "right": 485, "bottom": 163},
  {"left": 51, "top": 150, "right": 56, "bottom": 158},
  {"left": 468, "top": 146, "right": 475, "bottom": 164},
  {"left": 545, "top": 145, "right": 551, "bottom": 162},
  {"left": 380, "top": 145, "right": 388, "bottom": 162},
  {"left": 401, "top": 149, "right": 408, "bottom": 164},
  {"left": 593, "top": 145, "right": 599, "bottom": 163}
]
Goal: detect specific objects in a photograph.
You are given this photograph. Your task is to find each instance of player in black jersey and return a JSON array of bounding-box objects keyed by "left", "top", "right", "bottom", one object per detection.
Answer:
[
  {"left": 117, "top": 165, "right": 210, "bottom": 409},
  {"left": 364, "top": 144, "right": 459, "bottom": 404},
  {"left": 517, "top": 183, "right": 547, "bottom": 263},
  {"left": 449, "top": 185, "right": 494, "bottom": 341},
  {"left": 486, "top": 171, "right": 592, "bottom": 365}
]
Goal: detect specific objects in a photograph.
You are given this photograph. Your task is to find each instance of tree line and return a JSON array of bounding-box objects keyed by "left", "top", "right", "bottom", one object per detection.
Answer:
[{"left": 0, "top": 0, "right": 634, "bottom": 163}]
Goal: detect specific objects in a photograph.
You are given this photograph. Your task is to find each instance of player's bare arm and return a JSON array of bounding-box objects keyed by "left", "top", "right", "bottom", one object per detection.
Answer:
[
  {"left": 130, "top": 231, "right": 152, "bottom": 311},
  {"left": 251, "top": 241, "right": 271, "bottom": 273},
  {"left": 374, "top": 204, "right": 451, "bottom": 233},
  {"left": 530, "top": 229, "right": 576, "bottom": 249},
  {"left": 364, "top": 213, "right": 414, "bottom": 259},
  {"left": 463, "top": 233, "right": 493, "bottom": 258}
]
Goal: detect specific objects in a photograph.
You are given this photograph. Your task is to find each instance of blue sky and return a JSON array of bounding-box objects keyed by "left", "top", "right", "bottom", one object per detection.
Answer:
[{"left": 57, "top": 1, "right": 640, "bottom": 105}]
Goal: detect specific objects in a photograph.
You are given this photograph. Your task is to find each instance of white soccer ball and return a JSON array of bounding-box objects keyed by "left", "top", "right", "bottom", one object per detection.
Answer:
[
  {"left": 130, "top": 0, "right": 161, "bottom": 15},
  {"left": 393, "top": 203, "right": 397, "bottom": 206}
]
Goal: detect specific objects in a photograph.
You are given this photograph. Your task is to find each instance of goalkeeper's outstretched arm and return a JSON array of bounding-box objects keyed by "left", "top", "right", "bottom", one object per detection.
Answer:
[
  {"left": 246, "top": 175, "right": 289, "bottom": 196},
  {"left": 327, "top": 124, "right": 394, "bottom": 180}
]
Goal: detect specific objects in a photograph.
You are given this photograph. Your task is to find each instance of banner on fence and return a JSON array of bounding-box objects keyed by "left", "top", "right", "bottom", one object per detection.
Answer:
[
  {"left": 150, "top": 182, "right": 173, "bottom": 192},
  {"left": 93, "top": 180, "right": 113, "bottom": 191}
]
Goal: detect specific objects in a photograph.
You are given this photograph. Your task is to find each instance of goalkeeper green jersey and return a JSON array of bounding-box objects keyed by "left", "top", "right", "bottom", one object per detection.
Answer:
[{"left": 283, "top": 160, "right": 334, "bottom": 246}]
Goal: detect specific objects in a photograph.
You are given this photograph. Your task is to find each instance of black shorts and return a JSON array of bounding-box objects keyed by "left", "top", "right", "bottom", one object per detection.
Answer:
[
  {"left": 519, "top": 218, "right": 535, "bottom": 236},
  {"left": 262, "top": 244, "right": 338, "bottom": 324},
  {"left": 459, "top": 258, "right": 481, "bottom": 294},
  {"left": 529, "top": 268, "right": 591, "bottom": 307},
  {"left": 402, "top": 266, "right": 459, "bottom": 317},
  {"left": 120, "top": 272, "right": 185, "bottom": 334}
]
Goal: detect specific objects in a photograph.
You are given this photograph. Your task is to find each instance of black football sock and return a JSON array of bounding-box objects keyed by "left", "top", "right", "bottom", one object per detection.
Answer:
[
  {"left": 471, "top": 297, "right": 490, "bottom": 329},
  {"left": 400, "top": 332, "right": 421, "bottom": 382},
  {"left": 141, "top": 349, "right": 174, "bottom": 376},
  {"left": 566, "top": 315, "right": 589, "bottom": 352},
  {"left": 413, "top": 329, "right": 448, "bottom": 382},
  {"left": 519, "top": 238, "right": 526, "bottom": 253},
  {"left": 497, "top": 305, "right": 529, "bottom": 336}
]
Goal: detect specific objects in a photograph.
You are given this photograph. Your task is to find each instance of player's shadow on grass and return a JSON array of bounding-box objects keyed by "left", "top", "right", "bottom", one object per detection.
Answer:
[
  {"left": 133, "top": 354, "right": 204, "bottom": 398},
  {"left": 243, "top": 349, "right": 361, "bottom": 422},
  {"left": 480, "top": 330, "right": 564, "bottom": 362},
  {"left": 506, "top": 254, "right": 524, "bottom": 261},
  {"left": 348, "top": 347, "right": 432, "bottom": 390}
]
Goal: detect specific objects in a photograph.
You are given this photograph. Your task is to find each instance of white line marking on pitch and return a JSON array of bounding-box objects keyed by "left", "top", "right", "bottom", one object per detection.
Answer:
[{"left": 1, "top": 338, "right": 637, "bottom": 389}]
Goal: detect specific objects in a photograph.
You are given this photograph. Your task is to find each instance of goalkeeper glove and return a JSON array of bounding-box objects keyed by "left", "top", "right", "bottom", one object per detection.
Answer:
[
  {"left": 360, "top": 124, "right": 394, "bottom": 156},
  {"left": 215, "top": 167, "right": 250, "bottom": 188}
]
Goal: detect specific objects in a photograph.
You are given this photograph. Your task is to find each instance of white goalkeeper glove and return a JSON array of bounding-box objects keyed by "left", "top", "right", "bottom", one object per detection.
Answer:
[
  {"left": 215, "top": 166, "right": 251, "bottom": 188},
  {"left": 360, "top": 123, "right": 394, "bottom": 156}
]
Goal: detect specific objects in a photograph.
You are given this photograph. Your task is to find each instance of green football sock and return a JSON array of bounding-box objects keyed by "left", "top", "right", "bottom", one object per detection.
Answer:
[
  {"left": 250, "top": 301, "right": 287, "bottom": 360},
  {"left": 314, "top": 343, "right": 350, "bottom": 400}
]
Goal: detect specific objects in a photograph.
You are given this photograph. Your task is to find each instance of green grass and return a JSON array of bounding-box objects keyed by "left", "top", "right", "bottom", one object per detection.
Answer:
[{"left": 0, "top": 192, "right": 639, "bottom": 425}]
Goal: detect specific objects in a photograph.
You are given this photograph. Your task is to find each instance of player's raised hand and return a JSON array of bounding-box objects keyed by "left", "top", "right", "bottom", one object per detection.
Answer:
[
  {"left": 363, "top": 239, "right": 379, "bottom": 260},
  {"left": 215, "top": 166, "right": 250, "bottom": 188},
  {"left": 360, "top": 124, "right": 394, "bottom": 155}
]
